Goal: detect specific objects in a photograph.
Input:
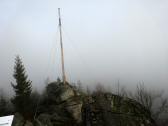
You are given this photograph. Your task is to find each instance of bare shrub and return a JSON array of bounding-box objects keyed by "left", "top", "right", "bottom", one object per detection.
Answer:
[{"left": 130, "top": 82, "right": 168, "bottom": 125}]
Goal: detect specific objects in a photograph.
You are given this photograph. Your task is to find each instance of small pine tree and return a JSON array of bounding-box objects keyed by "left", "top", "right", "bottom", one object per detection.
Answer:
[{"left": 11, "top": 56, "right": 32, "bottom": 119}]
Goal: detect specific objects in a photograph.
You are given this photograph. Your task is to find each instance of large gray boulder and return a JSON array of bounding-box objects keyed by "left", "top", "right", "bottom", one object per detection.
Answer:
[
  {"left": 59, "top": 85, "right": 75, "bottom": 102},
  {"left": 82, "top": 93, "right": 156, "bottom": 126},
  {"left": 44, "top": 82, "right": 83, "bottom": 125},
  {"left": 65, "top": 97, "right": 83, "bottom": 123},
  {"left": 47, "top": 82, "right": 75, "bottom": 103}
]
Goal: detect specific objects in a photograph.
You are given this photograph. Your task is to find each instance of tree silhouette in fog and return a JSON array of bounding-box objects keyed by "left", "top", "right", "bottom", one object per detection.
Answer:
[{"left": 11, "top": 56, "right": 32, "bottom": 119}]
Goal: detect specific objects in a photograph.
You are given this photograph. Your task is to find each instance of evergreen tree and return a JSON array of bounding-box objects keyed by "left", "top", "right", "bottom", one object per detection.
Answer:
[{"left": 11, "top": 56, "right": 32, "bottom": 119}]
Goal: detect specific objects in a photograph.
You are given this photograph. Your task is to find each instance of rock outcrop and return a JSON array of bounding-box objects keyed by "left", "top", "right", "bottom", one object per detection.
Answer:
[
  {"left": 12, "top": 82, "right": 157, "bottom": 126},
  {"left": 38, "top": 82, "right": 83, "bottom": 126},
  {"left": 82, "top": 93, "right": 156, "bottom": 126}
]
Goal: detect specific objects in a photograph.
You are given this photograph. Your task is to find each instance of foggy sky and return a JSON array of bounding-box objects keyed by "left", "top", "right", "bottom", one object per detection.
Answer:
[{"left": 0, "top": 0, "right": 168, "bottom": 93}]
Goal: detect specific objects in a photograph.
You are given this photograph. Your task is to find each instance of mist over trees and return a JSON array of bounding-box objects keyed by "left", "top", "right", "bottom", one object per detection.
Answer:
[{"left": 0, "top": 56, "right": 168, "bottom": 126}]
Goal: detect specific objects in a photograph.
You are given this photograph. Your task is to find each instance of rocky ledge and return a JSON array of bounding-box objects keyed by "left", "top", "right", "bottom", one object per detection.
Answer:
[{"left": 12, "top": 82, "right": 156, "bottom": 126}]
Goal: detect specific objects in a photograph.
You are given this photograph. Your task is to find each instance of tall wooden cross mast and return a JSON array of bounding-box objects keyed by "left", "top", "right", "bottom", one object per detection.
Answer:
[{"left": 58, "top": 8, "right": 67, "bottom": 85}]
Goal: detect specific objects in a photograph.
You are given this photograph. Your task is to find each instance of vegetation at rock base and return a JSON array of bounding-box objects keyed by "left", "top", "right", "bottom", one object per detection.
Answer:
[{"left": 0, "top": 89, "right": 13, "bottom": 116}]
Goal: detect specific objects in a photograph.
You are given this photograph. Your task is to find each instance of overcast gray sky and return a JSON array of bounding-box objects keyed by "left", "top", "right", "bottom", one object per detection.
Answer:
[{"left": 0, "top": 0, "right": 168, "bottom": 93}]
